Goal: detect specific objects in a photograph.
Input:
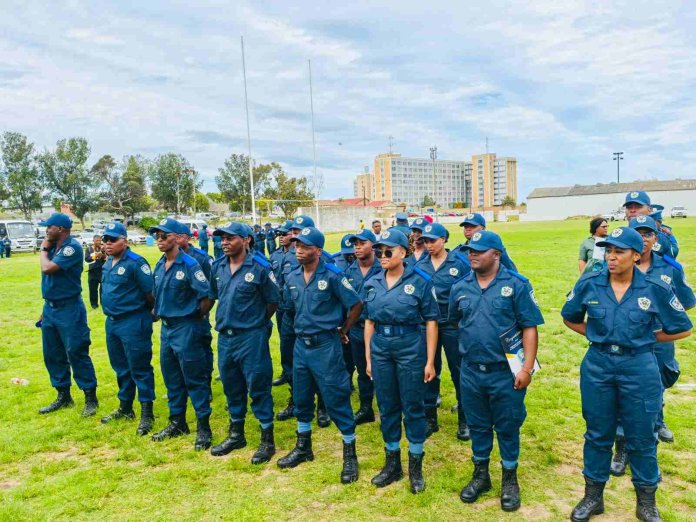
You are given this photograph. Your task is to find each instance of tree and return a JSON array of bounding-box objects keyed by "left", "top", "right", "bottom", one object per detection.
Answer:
[
  {"left": 215, "top": 154, "right": 271, "bottom": 213},
  {"left": 206, "top": 192, "right": 225, "bottom": 204},
  {"left": 148, "top": 153, "right": 200, "bottom": 214},
  {"left": 500, "top": 195, "right": 516, "bottom": 208},
  {"left": 93, "top": 154, "right": 150, "bottom": 221},
  {"left": 0, "top": 132, "right": 43, "bottom": 220},
  {"left": 193, "top": 193, "right": 210, "bottom": 212},
  {"left": 262, "top": 163, "right": 315, "bottom": 219},
  {"left": 38, "top": 137, "right": 97, "bottom": 227},
  {"left": 422, "top": 195, "right": 435, "bottom": 207}
]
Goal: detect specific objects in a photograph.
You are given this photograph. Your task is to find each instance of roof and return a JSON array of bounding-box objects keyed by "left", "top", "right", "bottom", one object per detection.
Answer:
[
  {"left": 318, "top": 198, "right": 399, "bottom": 208},
  {"left": 527, "top": 178, "right": 696, "bottom": 199}
]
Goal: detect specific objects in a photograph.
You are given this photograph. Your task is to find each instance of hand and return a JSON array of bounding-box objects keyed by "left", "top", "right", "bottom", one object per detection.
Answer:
[
  {"left": 424, "top": 362, "right": 436, "bottom": 383},
  {"left": 661, "top": 226, "right": 672, "bottom": 236},
  {"left": 366, "top": 361, "right": 372, "bottom": 380},
  {"left": 338, "top": 326, "right": 350, "bottom": 345},
  {"left": 151, "top": 310, "right": 159, "bottom": 322},
  {"left": 514, "top": 369, "right": 532, "bottom": 390},
  {"left": 38, "top": 313, "right": 43, "bottom": 322},
  {"left": 40, "top": 238, "right": 52, "bottom": 250}
]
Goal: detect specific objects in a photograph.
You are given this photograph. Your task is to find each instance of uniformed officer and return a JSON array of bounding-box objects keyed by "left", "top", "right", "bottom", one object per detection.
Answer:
[
  {"left": 408, "top": 218, "right": 430, "bottom": 265},
  {"left": 418, "top": 222, "right": 472, "bottom": 440},
  {"left": 2, "top": 235, "right": 11, "bottom": 257},
  {"left": 198, "top": 223, "right": 210, "bottom": 253},
  {"left": 212, "top": 232, "right": 223, "bottom": 260},
  {"left": 449, "top": 230, "right": 543, "bottom": 511},
  {"left": 0, "top": 235, "right": 5, "bottom": 258},
  {"left": 37, "top": 213, "right": 99, "bottom": 416},
  {"left": 270, "top": 220, "right": 294, "bottom": 390},
  {"left": 264, "top": 222, "right": 277, "bottom": 255},
  {"left": 457, "top": 213, "right": 517, "bottom": 271},
  {"left": 649, "top": 207, "right": 679, "bottom": 259},
  {"left": 364, "top": 228, "right": 439, "bottom": 493},
  {"left": 344, "top": 229, "right": 382, "bottom": 425},
  {"left": 333, "top": 234, "right": 356, "bottom": 271},
  {"left": 622, "top": 191, "right": 674, "bottom": 258},
  {"left": 208, "top": 222, "right": 280, "bottom": 464},
  {"left": 149, "top": 218, "right": 215, "bottom": 450},
  {"left": 276, "top": 226, "right": 364, "bottom": 484},
  {"left": 562, "top": 226, "right": 692, "bottom": 522},
  {"left": 98, "top": 222, "right": 156, "bottom": 435},
  {"left": 253, "top": 224, "right": 266, "bottom": 256},
  {"left": 389, "top": 212, "right": 412, "bottom": 237}
]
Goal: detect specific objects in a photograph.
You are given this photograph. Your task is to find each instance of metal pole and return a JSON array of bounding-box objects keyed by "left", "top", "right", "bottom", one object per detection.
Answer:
[
  {"left": 613, "top": 152, "right": 624, "bottom": 184},
  {"left": 308, "top": 59, "right": 320, "bottom": 228},
  {"left": 241, "top": 36, "right": 257, "bottom": 225},
  {"left": 430, "top": 146, "right": 437, "bottom": 222}
]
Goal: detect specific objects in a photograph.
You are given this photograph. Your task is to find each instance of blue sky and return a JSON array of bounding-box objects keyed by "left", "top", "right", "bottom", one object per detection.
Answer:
[{"left": 2, "top": 1, "right": 696, "bottom": 201}]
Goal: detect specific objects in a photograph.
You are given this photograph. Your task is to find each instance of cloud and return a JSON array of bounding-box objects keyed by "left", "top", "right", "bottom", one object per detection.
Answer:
[{"left": 65, "top": 28, "right": 124, "bottom": 46}]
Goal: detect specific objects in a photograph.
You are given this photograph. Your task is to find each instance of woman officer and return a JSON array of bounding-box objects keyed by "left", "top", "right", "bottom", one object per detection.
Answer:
[
  {"left": 363, "top": 229, "right": 439, "bottom": 494},
  {"left": 562, "top": 226, "right": 692, "bottom": 522}
]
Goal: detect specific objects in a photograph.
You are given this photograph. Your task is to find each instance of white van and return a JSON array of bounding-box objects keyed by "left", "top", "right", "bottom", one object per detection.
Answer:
[
  {"left": 178, "top": 219, "right": 211, "bottom": 238},
  {"left": 0, "top": 220, "right": 37, "bottom": 253}
]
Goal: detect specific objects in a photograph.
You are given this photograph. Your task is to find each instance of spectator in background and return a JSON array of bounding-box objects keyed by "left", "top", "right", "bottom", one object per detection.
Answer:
[
  {"left": 578, "top": 217, "right": 608, "bottom": 274},
  {"left": 371, "top": 220, "right": 383, "bottom": 241}
]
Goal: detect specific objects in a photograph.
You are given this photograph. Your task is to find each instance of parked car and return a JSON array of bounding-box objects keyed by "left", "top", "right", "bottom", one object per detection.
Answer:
[
  {"left": 0, "top": 219, "right": 36, "bottom": 252},
  {"left": 127, "top": 232, "right": 147, "bottom": 245},
  {"left": 670, "top": 206, "right": 687, "bottom": 218},
  {"left": 178, "top": 219, "right": 212, "bottom": 238},
  {"left": 601, "top": 210, "right": 625, "bottom": 221},
  {"left": 195, "top": 212, "right": 216, "bottom": 220},
  {"left": 73, "top": 228, "right": 98, "bottom": 246}
]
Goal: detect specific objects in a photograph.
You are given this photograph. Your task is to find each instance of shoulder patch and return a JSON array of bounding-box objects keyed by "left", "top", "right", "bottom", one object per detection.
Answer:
[
  {"left": 252, "top": 253, "right": 271, "bottom": 268},
  {"left": 508, "top": 270, "right": 529, "bottom": 283},
  {"left": 126, "top": 250, "right": 143, "bottom": 261},
  {"left": 181, "top": 253, "right": 197, "bottom": 267},
  {"left": 414, "top": 267, "right": 432, "bottom": 281},
  {"left": 326, "top": 263, "right": 343, "bottom": 274},
  {"left": 662, "top": 255, "right": 683, "bottom": 272}
]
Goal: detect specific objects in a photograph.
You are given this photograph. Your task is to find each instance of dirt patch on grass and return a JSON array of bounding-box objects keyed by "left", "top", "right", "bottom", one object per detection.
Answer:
[
  {"left": 0, "top": 479, "right": 20, "bottom": 489},
  {"left": 41, "top": 447, "right": 79, "bottom": 462}
]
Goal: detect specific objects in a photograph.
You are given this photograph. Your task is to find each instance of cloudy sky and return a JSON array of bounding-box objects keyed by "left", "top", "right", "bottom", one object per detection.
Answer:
[{"left": 2, "top": 1, "right": 696, "bottom": 201}]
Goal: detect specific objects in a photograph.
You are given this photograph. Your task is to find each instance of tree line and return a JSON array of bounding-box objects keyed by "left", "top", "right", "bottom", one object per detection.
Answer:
[{"left": 0, "top": 131, "right": 316, "bottom": 227}]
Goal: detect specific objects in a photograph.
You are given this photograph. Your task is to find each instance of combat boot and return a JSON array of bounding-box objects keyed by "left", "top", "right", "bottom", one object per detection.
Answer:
[
  {"left": 570, "top": 477, "right": 605, "bottom": 522},
  {"left": 500, "top": 465, "right": 521, "bottom": 512},
  {"left": 635, "top": 485, "right": 661, "bottom": 522},
  {"left": 317, "top": 407, "right": 331, "bottom": 428},
  {"left": 39, "top": 387, "right": 74, "bottom": 414},
  {"left": 272, "top": 373, "right": 289, "bottom": 387},
  {"left": 276, "top": 396, "right": 295, "bottom": 421},
  {"left": 251, "top": 425, "right": 275, "bottom": 464},
  {"left": 211, "top": 420, "right": 247, "bottom": 456},
  {"left": 82, "top": 388, "right": 99, "bottom": 417},
  {"left": 136, "top": 402, "right": 155, "bottom": 436},
  {"left": 151, "top": 414, "right": 190, "bottom": 441},
  {"left": 408, "top": 452, "right": 426, "bottom": 494},
  {"left": 460, "top": 458, "right": 492, "bottom": 503},
  {"left": 657, "top": 424, "right": 674, "bottom": 444},
  {"left": 354, "top": 401, "right": 375, "bottom": 425},
  {"left": 100, "top": 400, "right": 135, "bottom": 424},
  {"left": 425, "top": 407, "right": 439, "bottom": 438},
  {"left": 371, "top": 449, "right": 403, "bottom": 487},
  {"left": 610, "top": 436, "right": 627, "bottom": 476},
  {"left": 194, "top": 414, "right": 213, "bottom": 451},
  {"left": 457, "top": 411, "right": 471, "bottom": 441},
  {"left": 277, "top": 431, "right": 314, "bottom": 469},
  {"left": 340, "top": 440, "right": 359, "bottom": 484}
]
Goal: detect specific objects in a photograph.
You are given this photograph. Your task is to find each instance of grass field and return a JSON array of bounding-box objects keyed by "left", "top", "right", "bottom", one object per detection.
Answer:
[{"left": 1, "top": 219, "right": 695, "bottom": 521}]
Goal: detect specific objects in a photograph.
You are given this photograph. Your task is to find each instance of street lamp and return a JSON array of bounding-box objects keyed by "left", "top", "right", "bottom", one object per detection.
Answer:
[
  {"left": 430, "top": 146, "right": 437, "bottom": 221},
  {"left": 613, "top": 152, "right": 624, "bottom": 183}
]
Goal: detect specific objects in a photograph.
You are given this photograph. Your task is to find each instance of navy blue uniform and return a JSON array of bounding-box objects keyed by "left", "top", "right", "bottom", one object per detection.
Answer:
[
  {"left": 277, "top": 247, "right": 300, "bottom": 382},
  {"left": 211, "top": 253, "right": 280, "bottom": 426},
  {"left": 254, "top": 230, "right": 266, "bottom": 255},
  {"left": 652, "top": 230, "right": 677, "bottom": 258},
  {"left": 561, "top": 267, "right": 692, "bottom": 487},
  {"left": 265, "top": 228, "right": 277, "bottom": 255},
  {"left": 41, "top": 237, "right": 97, "bottom": 391},
  {"left": 101, "top": 248, "right": 155, "bottom": 403},
  {"left": 285, "top": 259, "right": 361, "bottom": 434},
  {"left": 154, "top": 251, "right": 212, "bottom": 420},
  {"left": 364, "top": 265, "right": 439, "bottom": 447},
  {"left": 456, "top": 242, "right": 517, "bottom": 272},
  {"left": 198, "top": 229, "right": 209, "bottom": 253},
  {"left": 449, "top": 266, "right": 544, "bottom": 467},
  {"left": 185, "top": 244, "right": 215, "bottom": 388},
  {"left": 212, "top": 235, "right": 223, "bottom": 260}
]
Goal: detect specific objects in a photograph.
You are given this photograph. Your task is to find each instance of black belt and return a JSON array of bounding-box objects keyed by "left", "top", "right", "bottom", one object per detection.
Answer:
[
  {"left": 591, "top": 343, "right": 652, "bottom": 356},
  {"left": 297, "top": 330, "right": 338, "bottom": 347},
  {"left": 375, "top": 324, "right": 420, "bottom": 337},
  {"left": 44, "top": 296, "right": 80, "bottom": 308},
  {"left": 160, "top": 314, "right": 201, "bottom": 327},
  {"left": 467, "top": 361, "right": 509, "bottom": 373},
  {"left": 107, "top": 308, "right": 148, "bottom": 321}
]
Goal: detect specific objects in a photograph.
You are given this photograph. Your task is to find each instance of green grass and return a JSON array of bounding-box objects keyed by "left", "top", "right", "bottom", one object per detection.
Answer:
[{"left": 1, "top": 219, "right": 695, "bottom": 521}]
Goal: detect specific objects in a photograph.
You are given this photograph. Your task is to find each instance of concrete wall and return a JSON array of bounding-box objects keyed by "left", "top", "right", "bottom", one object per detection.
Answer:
[{"left": 297, "top": 206, "right": 385, "bottom": 233}]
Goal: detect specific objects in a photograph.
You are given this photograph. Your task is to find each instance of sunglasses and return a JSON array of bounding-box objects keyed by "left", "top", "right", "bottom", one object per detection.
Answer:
[
  {"left": 155, "top": 232, "right": 170, "bottom": 240},
  {"left": 102, "top": 237, "right": 122, "bottom": 243},
  {"left": 375, "top": 249, "right": 396, "bottom": 259}
]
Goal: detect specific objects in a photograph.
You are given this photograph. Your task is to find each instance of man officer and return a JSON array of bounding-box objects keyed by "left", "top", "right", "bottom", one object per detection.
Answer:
[
  {"left": 253, "top": 224, "right": 266, "bottom": 256},
  {"left": 98, "top": 222, "right": 156, "bottom": 435},
  {"left": 622, "top": 191, "right": 674, "bottom": 258},
  {"left": 149, "top": 218, "right": 215, "bottom": 450},
  {"left": 37, "top": 213, "right": 99, "bottom": 416},
  {"left": 264, "top": 222, "right": 277, "bottom": 255},
  {"left": 198, "top": 223, "right": 210, "bottom": 254},
  {"left": 333, "top": 234, "right": 357, "bottom": 271},
  {"left": 390, "top": 212, "right": 412, "bottom": 237},
  {"left": 277, "top": 226, "right": 364, "bottom": 484},
  {"left": 457, "top": 213, "right": 517, "bottom": 271},
  {"left": 209, "top": 222, "right": 280, "bottom": 464}
]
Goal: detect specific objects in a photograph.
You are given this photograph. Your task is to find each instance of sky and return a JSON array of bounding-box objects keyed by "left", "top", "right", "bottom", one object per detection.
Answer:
[{"left": 2, "top": 0, "right": 696, "bottom": 201}]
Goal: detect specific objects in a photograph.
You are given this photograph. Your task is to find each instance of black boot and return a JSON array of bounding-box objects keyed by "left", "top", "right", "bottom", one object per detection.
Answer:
[
  {"left": 340, "top": 440, "right": 359, "bottom": 484},
  {"left": 500, "top": 465, "right": 521, "bottom": 512},
  {"left": 570, "top": 477, "right": 605, "bottom": 522},
  {"left": 100, "top": 400, "right": 135, "bottom": 424},
  {"left": 460, "top": 458, "right": 492, "bottom": 503},
  {"left": 610, "top": 436, "right": 627, "bottom": 476},
  {"left": 354, "top": 401, "right": 375, "bottom": 425},
  {"left": 82, "top": 388, "right": 99, "bottom": 417},
  {"left": 151, "top": 414, "right": 190, "bottom": 441},
  {"left": 276, "top": 396, "right": 295, "bottom": 421},
  {"left": 277, "top": 431, "right": 314, "bottom": 469},
  {"left": 425, "top": 407, "right": 439, "bottom": 438},
  {"left": 635, "top": 485, "right": 661, "bottom": 522},
  {"left": 408, "top": 452, "right": 426, "bottom": 494},
  {"left": 194, "top": 414, "right": 213, "bottom": 451},
  {"left": 272, "top": 373, "right": 289, "bottom": 387},
  {"left": 657, "top": 424, "right": 674, "bottom": 444},
  {"left": 136, "top": 402, "right": 154, "bottom": 436},
  {"left": 457, "top": 411, "right": 470, "bottom": 441},
  {"left": 317, "top": 407, "right": 331, "bottom": 428},
  {"left": 210, "top": 420, "right": 246, "bottom": 456},
  {"left": 371, "top": 449, "right": 403, "bottom": 487},
  {"left": 39, "top": 387, "right": 74, "bottom": 414},
  {"left": 251, "top": 425, "right": 275, "bottom": 464}
]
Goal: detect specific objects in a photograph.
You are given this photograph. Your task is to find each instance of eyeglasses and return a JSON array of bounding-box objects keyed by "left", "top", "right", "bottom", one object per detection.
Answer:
[
  {"left": 375, "top": 249, "right": 396, "bottom": 259},
  {"left": 637, "top": 231, "right": 655, "bottom": 238},
  {"left": 155, "top": 233, "right": 170, "bottom": 240}
]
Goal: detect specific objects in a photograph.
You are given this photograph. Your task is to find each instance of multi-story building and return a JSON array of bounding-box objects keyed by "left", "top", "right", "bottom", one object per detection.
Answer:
[{"left": 353, "top": 172, "right": 373, "bottom": 201}]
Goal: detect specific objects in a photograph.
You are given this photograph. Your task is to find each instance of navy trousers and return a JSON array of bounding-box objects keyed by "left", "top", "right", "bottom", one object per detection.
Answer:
[
  {"left": 279, "top": 311, "right": 296, "bottom": 382},
  {"left": 349, "top": 325, "right": 374, "bottom": 404},
  {"left": 425, "top": 325, "right": 463, "bottom": 416}
]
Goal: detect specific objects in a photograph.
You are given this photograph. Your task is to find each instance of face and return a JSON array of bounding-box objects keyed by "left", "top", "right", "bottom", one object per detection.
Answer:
[
  {"left": 93, "top": 236, "right": 102, "bottom": 248},
  {"left": 45, "top": 225, "right": 64, "bottom": 242},
  {"left": 463, "top": 224, "right": 484, "bottom": 240},
  {"left": 423, "top": 236, "right": 446, "bottom": 255},
  {"left": 605, "top": 245, "right": 640, "bottom": 273},
  {"left": 175, "top": 234, "right": 190, "bottom": 248},
  {"left": 103, "top": 236, "right": 127, "bottom": 257},
  {"left": 376, "top": 245, "right": 406, "bottom": 270},
  {"left": 294, "top": 242, "right": 320, "bottom": 265},
  {"left": 155, "top": 231, "right": 177, "bottom": 253},
  {"left": 290, "top": 228, "right": 301, "bottom": 238},
  {"left": 468, "top": 248, "right": 500, "bottom": 273},
  {"left": 221, "top": 234, "right": 246, "bottom": 256},
  {"left": 278, "top": 232, "right": 290, "bottom": 247},
  {"left": 411, "top": 229, "right": 422, "bottom": 241},
  {"left": 343, "top": 253, "right": 356, "bottom": 265},
  {"left": 354, "top": 239, "right": 374, "bottom": 260},
  {"left": 635, "top": 228, "right": 657, "bottom": 255},
  {"left": 372, "top": 222, "right": 382, "bottom": 234},
  {"left": 596, "top": 221, "right": 609, "bottom": 237},
  {"left": 624, "top": 203, "right": 649, "bottom": 219}
]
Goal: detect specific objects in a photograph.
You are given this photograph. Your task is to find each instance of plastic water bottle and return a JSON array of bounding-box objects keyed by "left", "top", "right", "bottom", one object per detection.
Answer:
[{"left": 11, "top": 378, "right": 30, "bottom": 386}]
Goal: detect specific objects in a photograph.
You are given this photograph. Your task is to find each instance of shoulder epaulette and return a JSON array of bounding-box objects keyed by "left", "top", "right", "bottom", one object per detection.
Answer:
[
  {"left": 321, "top": 251, "right": 335, "bottom": 264},
  {"left": 126, "top": 250, "right": 143, "bottom": 261},
  {"left": 662, "top": 255, "right": 683, "bottom": 272},
  {"left": 414, "top": 267, "right": 432, "bottom": 281},
  {"left": 332, "top": 252, "right": 342, "bottom": 258},
  {"left": 326, "top": 262, "right": 343, "bottom": 274},
  {"left": 645, "top": 274, "right": 672, "bottom": 292},
  {"left": 508, "top": 270, "right": 529, "bottom": 283},
  {"left": 181, "top": 252, "right": 197, "bottom": 267},
  {"left": 192, "top": 247, "right": 212, "bottom": 259},
  {"left": 454, "top": 252, "right": 470, "bottom": 266},
  {"left": 253, "top": 252, "right": 271, "bottom": 268}
]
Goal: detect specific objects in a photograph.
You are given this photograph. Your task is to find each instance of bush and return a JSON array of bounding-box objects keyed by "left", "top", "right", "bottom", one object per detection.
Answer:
[{"left": 138, "top": 216, "right": 160, "bottom": 231}]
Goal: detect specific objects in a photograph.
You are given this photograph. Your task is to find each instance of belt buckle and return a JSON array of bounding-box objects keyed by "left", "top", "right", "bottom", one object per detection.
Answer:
[
  {"left": 610, "top": 345, "right": 622, "bottom": 355},
  {"left": 383, "top": 326, "right": 391, "bottom": 336},
  {"left": 303, "top": 338, "right": 312, "bottom": 346},
  {"left": 227, "top": 329, "right": 233, "bottom": 335},
  {"left": 478, "top": 364, "right": 487, "bottom": 372}
]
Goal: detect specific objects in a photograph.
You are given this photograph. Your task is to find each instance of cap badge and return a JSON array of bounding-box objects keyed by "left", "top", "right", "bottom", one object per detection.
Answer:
[
  {"left": 467, "top": 213, "right": 475, "bottom": 219},
  {"left": 108, "top": 223, "right": 115, "bottom": 229},
  {"left": 611, "top": 228, "right": 623, "bottom": 238},
  {"left": 637, "top": 216, "right": 647, "bottom": 223},
  {"left": 159, "top": 219, "right": 167, "bottom": 225},
  {"left": 630, "top": 191, "right": 639, "bottom": 198},
  {"left": 301, "top": 228, "right": 311, "bottom": 236},
  {"left": 345, "top": 239, "right": 351, "bottom": 246},
  {"left": 296, "top": 217, "right": 304, "bottom": 224},
  {"left": 382, "top": 231, "right": 390, "bottom": 239},
  {"left": 472, "top": 232, "right": 482, "bottom": 241},
  {"left": 425, "top": 225, "right": 432, "bottom": 233}
]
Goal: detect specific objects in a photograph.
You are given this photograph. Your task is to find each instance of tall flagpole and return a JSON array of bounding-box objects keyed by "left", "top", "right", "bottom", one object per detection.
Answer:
[
  {"left": 241, "top": 36, "right": 257, "bottom": 224},
  {"left": 308, "top": 59, "right": 320, "bottom": 228}
]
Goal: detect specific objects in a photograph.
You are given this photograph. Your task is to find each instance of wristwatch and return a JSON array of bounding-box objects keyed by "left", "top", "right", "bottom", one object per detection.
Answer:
[{"left": 41, "top": 247, "right": 51, "bottom": 252}]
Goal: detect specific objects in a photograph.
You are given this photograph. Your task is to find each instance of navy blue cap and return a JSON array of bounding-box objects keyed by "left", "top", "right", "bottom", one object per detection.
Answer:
[
  {"left": 348, "top": 229, "right": 377, "bottom": 244},
  {"left": 201, "top": 223, "right": 207, "bottom": 228},
  {"left": 101, "top": 222, "right": 128, "bottom": 239},
  {"left": 340, "top": 234, "right": 355, "bottom": 254},
  {"left": 242, "top": 224, "right": 254, "bottom": 236},
  {"left": 461, "top": 230, "right": 504, "bottom": 252},
  {"left": 177, "top": 222, "right": 192, "bottom": 236},
  {"left": 39, "top": 213, "right": 73, "bottom": 229},
  {"left": 253, "top": 224, "right": 261, "bottom": 229},
  {"left": 649, "top": 209, "right": 663, "bottom": 222},
  {"left": 277, "top": 220, "right": 294, "bottom": 233},
  {"left": 629, "top": 215, "right": 658, "bottom": 233},
  {"left": 291, "top": 215, "right": 315, "bottom": 229},
  {"left": 410, "top": 217, "right": 427, "bottom": 231},
  {"left": 460, "top": 213, "right": 486, "bottom": 228},
  {"left": 374, "top": 229, "right": 409, "bottom": 249},
  {"left": 623, "top": 190, "right": 651, "bottom": 207},
  {"left": 290, "top": 226, "right": 325, "bottom": 248},
  {"left": 596, "top": 226, "right": 644, "bottom": 252},
  {"left": 651, "top": 204, "right": 664, "bottom": 211},
  {"left": 149, "top": 217, "right": 180, "bottom": 234},
  {"left": 264, "top": 222, "right": 272, "bottom": 227},
  {"left": 395, "top": 212, "right": 408, "bottom": 223},
  {"left": 420, "top": 222, "right": 449, "bottom": 240},
  {"left": 213, "top": 222, "right": 250, "bottom": 237}
]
